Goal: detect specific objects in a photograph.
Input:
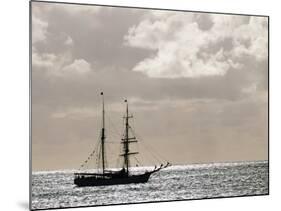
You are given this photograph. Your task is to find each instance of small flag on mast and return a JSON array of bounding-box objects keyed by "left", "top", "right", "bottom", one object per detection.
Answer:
[{"left": 101, "top": 92, "right": 103, "bottom": 95}]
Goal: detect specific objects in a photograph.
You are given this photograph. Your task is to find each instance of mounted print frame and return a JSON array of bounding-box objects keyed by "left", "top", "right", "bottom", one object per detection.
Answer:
[{"left": 30, "top": 0, "right": 269, "bottom": 210}]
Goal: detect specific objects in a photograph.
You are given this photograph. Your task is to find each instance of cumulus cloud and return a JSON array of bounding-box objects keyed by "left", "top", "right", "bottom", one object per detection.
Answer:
[
  {"left": 32, "top": 15, "right": 48, "bottom": 44},
  {"left": 33, "top": 47, "right": 91, "bottom": 77},
  {"left": 32, "top": 4, "right": 92, "bottom": 78},
  {"left": 62, "top": 59, "right": 91, "bottom": 74},
  {"left": 125, "top": 12, "right": 268, "bottom": 78},
  {"left": 32, "top": 47, "right": 57, "bottom": 68}
]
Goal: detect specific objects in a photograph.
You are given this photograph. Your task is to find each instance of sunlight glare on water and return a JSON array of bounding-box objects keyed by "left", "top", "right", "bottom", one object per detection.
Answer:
[{"left": 32, "top": 161, "right": 268, "bottom": 210}]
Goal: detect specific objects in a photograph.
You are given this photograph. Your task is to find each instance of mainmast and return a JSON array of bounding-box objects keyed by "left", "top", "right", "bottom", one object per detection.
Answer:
[
  {"left": 122, "top": 99, "right": 138, "bottom": 175},
  {"left": 101, "top": 92, "right": 106, "bottom": 175}
]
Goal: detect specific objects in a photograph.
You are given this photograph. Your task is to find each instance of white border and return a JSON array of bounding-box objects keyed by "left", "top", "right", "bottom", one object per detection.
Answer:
[{"left": 0, "top": 0, "right": 278, "bottom": 211}]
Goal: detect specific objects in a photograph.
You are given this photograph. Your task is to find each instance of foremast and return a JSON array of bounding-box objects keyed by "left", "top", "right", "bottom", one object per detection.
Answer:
[
  {"left": 121, "top": 99, "right": 138, "bottom": 175},
  {"left": 100, "top": 92, "right": 106, "bottom": 175}
]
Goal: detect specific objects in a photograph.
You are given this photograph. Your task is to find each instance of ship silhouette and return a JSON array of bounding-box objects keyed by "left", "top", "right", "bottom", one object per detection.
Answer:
[{"left": 74, "top": 92, "right": 170, "bottom": 187}]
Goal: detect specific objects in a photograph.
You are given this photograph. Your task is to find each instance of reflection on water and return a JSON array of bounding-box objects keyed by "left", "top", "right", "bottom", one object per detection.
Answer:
[{"left": 32, "top": 161, "right": 268, "bottom": 210}]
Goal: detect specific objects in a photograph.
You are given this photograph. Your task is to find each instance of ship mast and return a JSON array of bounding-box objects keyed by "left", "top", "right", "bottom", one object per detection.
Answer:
[
  {"left": 101, "top": 92, "right": 106, "bottom": 175},
  {"left": 122, "top": 99, "right": 138, "bottom": 175}
]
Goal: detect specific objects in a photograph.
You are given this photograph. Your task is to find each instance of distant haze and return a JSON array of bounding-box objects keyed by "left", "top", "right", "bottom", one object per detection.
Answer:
[{"left": 32, "top": 2, "right": 268, "bottom": 171}]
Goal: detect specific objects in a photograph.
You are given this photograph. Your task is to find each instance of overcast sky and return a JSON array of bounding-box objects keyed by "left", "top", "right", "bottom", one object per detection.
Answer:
[{"left": 32, "top": 2, "right": 268, "bottom": 171}]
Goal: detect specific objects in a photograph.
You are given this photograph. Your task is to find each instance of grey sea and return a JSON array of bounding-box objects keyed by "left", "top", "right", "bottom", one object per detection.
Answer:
[{"left": 31, "top": 160, "right": 268, "bottom": 210}]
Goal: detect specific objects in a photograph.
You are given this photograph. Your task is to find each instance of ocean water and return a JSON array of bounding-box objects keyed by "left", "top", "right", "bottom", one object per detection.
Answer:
[{"left": 31, "top": 160, "right": 268, "bottom": 210}]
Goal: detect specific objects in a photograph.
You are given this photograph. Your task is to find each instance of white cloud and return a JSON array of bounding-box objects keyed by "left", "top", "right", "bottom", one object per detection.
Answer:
[
  {"left": 32, "top": 15, "right": 48, "bottom": 44},
  {"left": 32, "top": 47, "right": 56, "bottom": 68},
  {"left": 32, "top": 47, "right": 70, "bottom": 75},
  {"left": 33, "top": 46, "right": 92, "bottom": 77},
  {"left": 64, "top": 35, "right": 74, "bottom": 46},
  {"left": 51, "top": 106, "right": 97, "bottom": 119},
  {"left": 125, "top": 13, "right": 268, "bottom": 78},
  {"left": 50, "top": 97, "right": 209, "bottom": 120},
  {"left": 32, "top": 1, "right": 102, "bottom": 16},
  {"left": 242, "top": 83, "right": 258, "bottom": 94},
  {"left": 61, "top": 4, "right": 102, "bottom": 16},
  {"left": 32, "top": 3, "right": 96, "bottom": 78},
  {"left": 62, "top": 59, "right": 91, "bottom": 75}
]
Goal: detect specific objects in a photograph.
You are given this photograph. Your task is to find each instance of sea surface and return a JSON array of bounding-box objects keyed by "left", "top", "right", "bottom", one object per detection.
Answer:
[{"left": 32, "top": 160, "right": 268, "bottom": 210}]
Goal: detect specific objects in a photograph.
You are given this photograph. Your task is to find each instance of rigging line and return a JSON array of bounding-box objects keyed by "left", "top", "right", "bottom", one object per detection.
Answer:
[
  {"left": 105, "top": 141, "right": 116, "bottom": 162},
  {"left": 142, "top": 139, "right": 167, "bottom": 163},
  {"left": 141, "top": 141, "right": 163, "bottom": 164},
  {"left": 106, "top": 133, "right": 121, "bottom": 145},
  {"left": 79, "top": 136, "right": 101, "bottom": 170},
  {"left": 88, "top": 135, "right": 101, "bottom": 170},
  {"left": 119, "top": 137, "right": 124, "bottom": 161},
  {"left": 129, "top": 128, "right": 165, "bottom": 163},
  {"left": 130, "top": 115, "right": 137, "bottom": 132},
  {"left": 126, "top": 131, "right": 161, "bottom": 164},
  {"left": 104, "top": 117, "right": 122, "bottom": 143},
  {"left": 132, "top": 128, "right": 169, "bottom": 163},
  {"left": 107, "top": 128, "right": 120, "bottom": 138},
  {"left": 116, "top": 156, "right": 121, "bottom": 168},
  {"left": 106, "top": 113, "right": 122, "bottom": 137},
  {"left": 141, "top": 144, "right": 162, "bottom": 164},
  {"left": 82, "top": 124, "right": 103, "bottom": 164},
  {"left": 104, "top": 110, "right": 117, "bottom": 131},
  {"left": 95, "top": 138, "right": 102, "bottom": 169},
  {"left": 97, "top": 145, "right": 102, "bottom": 172},
  {"left": 126, "top": 126, "right": 161, "bottom": 163},
  {"left": 133, "top": 155, "right": 142, "bottom": 166},
  {"left": 79, "top": 154, "right": 91, "bottom": 170},
  {"left": 127, "top": 114, "right": 164, "bottom": 163}
]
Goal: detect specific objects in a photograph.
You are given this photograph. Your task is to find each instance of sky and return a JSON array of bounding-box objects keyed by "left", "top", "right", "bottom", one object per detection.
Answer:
[{"left": 31, "top": 2, "right": 268, "bottom": 171}]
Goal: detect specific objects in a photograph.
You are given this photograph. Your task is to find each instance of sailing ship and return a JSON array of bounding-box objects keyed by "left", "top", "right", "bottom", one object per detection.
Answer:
[{"left": 74, "top": 92, "right": 170, "bottom": 187}]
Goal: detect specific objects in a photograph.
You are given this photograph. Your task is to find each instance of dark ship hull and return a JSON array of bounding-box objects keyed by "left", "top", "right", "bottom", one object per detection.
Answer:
[{"left": 74, "top": 172, "right": 151, "bottom": 187}]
